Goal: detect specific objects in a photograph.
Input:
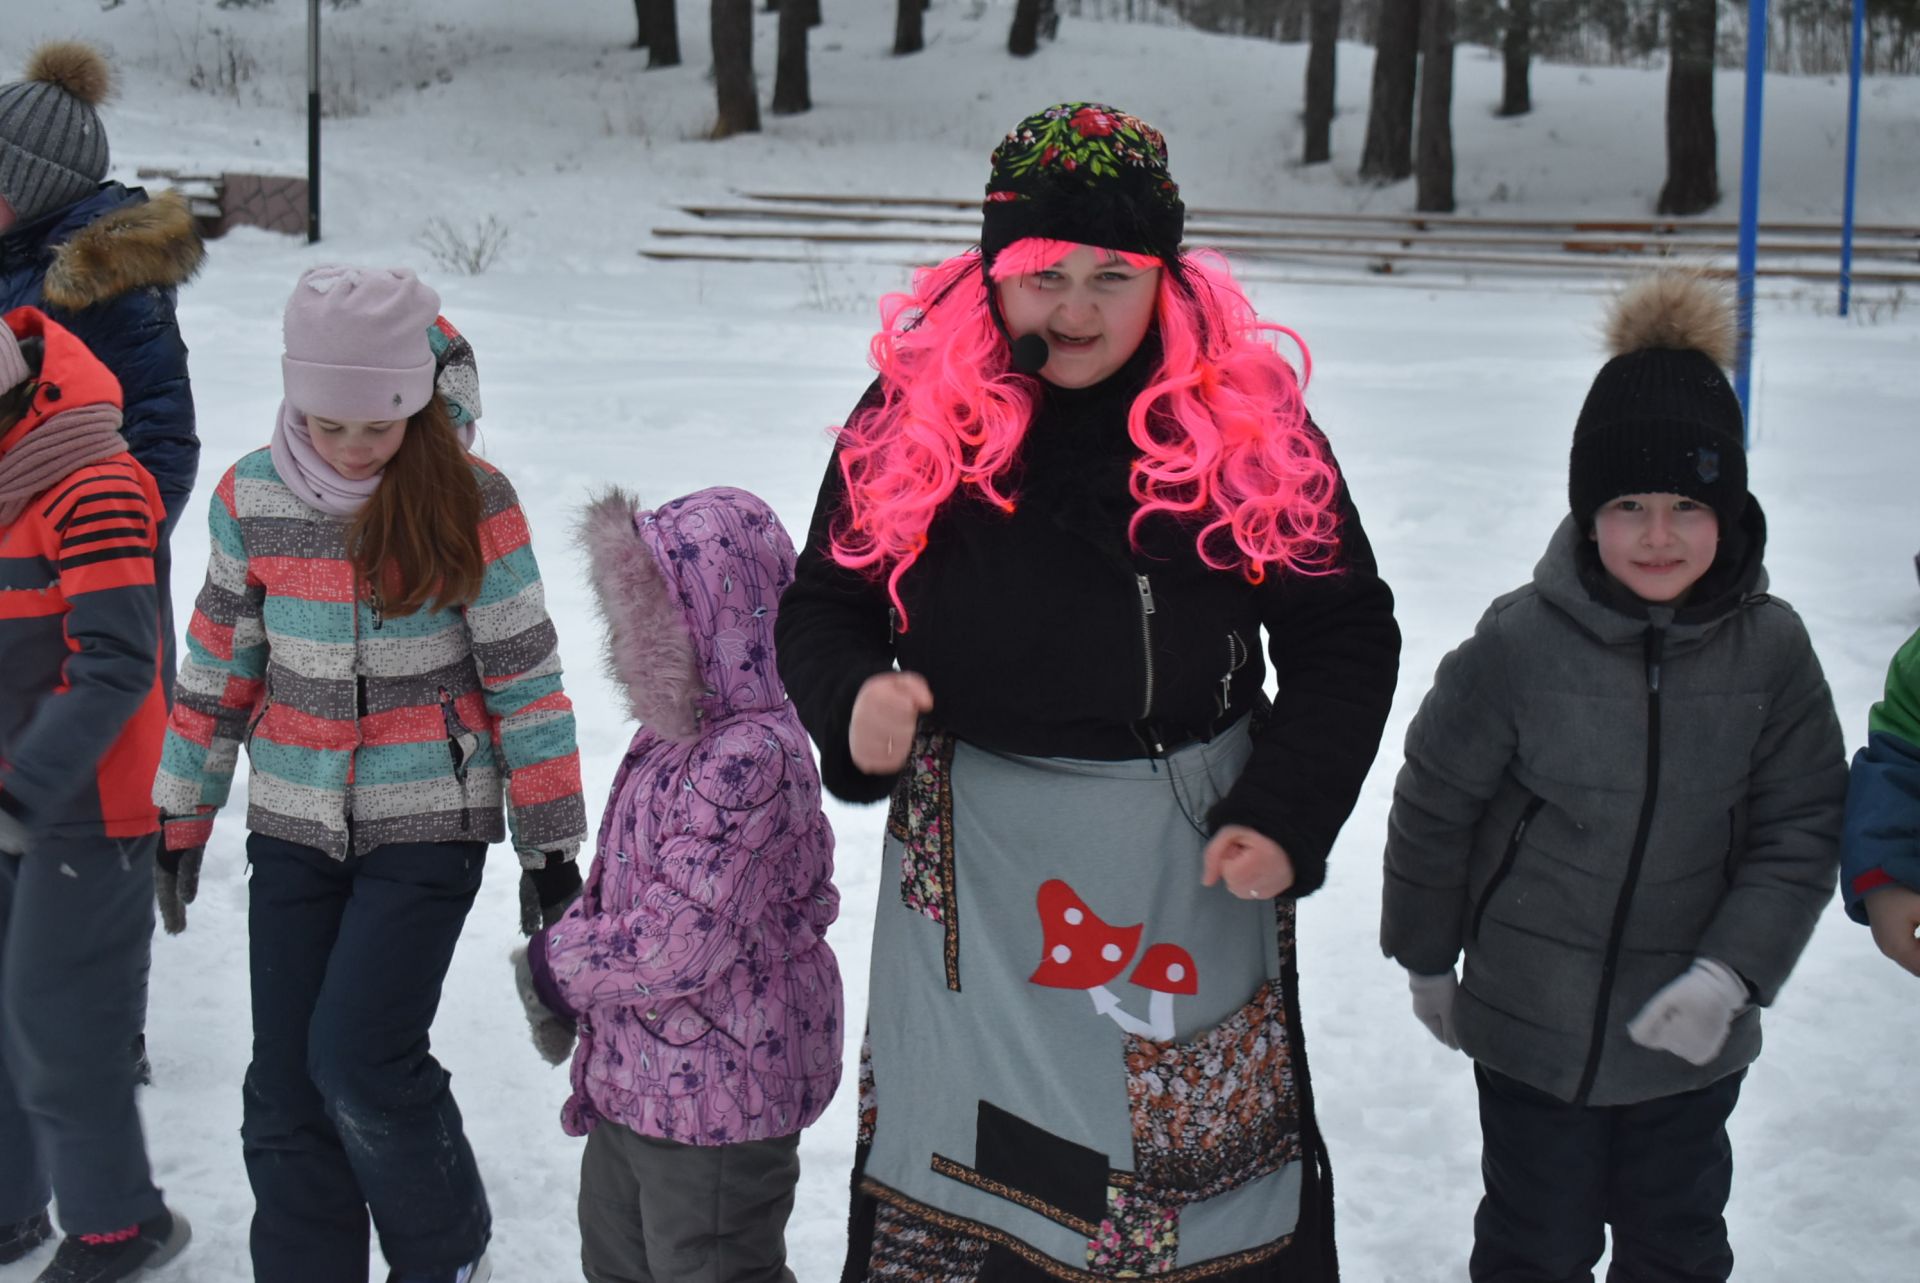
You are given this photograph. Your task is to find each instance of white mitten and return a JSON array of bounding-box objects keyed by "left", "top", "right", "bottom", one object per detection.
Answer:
[
  {"left": 1408, "top": 969, "right": 1462, "bottom": 1050},
  {"left": 1626, "top": 957, "right": 1749, "bottom": 1066}
]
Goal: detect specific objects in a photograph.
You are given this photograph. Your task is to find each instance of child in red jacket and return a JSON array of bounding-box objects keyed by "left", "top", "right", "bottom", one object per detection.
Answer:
[{"left": 0, "top": 308, "right": 189, "bottom": 1279}]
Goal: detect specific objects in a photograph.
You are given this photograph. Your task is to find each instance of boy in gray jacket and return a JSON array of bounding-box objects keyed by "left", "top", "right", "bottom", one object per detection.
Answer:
[{"left": 1381, "top": 272, "right": 1846, "bottom": 1283}]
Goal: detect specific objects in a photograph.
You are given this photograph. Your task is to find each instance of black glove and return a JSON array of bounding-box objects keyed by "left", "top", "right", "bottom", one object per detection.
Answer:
[
  {"left": 0, "top": 796, "right": 29, "bottom": 857},
  {"left": 519, "top": 857, "right": 584, "bottom": 937},
  {"left": 155, "top": 847, "right": 204, "bottom": 935}
]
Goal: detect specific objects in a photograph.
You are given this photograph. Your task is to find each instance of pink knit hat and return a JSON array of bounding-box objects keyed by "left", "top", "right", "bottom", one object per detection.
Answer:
[{"left": 281, "top": 266, "right": 440, "bottom": 421}]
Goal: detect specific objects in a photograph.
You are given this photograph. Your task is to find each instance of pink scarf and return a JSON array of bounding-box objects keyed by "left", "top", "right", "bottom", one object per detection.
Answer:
[
  {"left": 269, "top": 401, "right": 381, "bottom": 518},
  {"left": 268, "top": 401, "right": 481, "bottom": 519},
  {"left": 0, "top": 403, "right": 129, "bottom": 526}
]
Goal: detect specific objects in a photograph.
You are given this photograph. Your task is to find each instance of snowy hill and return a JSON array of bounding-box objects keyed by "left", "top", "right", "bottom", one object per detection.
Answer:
[{"left": 2, "top": 2, "right": 1917, "bottom": 1281}]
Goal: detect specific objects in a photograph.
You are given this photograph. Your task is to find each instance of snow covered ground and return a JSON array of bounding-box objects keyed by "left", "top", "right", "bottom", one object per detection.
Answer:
[{"left": 3, "top": 1, "right": 1918, "bottom": 1279}]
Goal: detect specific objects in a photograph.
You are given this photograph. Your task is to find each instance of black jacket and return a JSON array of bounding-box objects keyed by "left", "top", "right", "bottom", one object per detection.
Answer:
[
  {"left": 775, "top": 349, "right": 1401, "bottom": 896},
  {"left": 0, "top": 184, "right": 203, "bottom": 514}
]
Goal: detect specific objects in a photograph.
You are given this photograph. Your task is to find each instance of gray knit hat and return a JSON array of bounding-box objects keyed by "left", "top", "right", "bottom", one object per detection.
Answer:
[{"left": 0, "top": 43, "right": 113, "bottom": 229}]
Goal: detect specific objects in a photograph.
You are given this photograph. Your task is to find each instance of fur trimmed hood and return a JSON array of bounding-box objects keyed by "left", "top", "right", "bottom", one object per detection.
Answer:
[
  {"left": 577, "top": 485, "right": 798, "bottom": 741},
  {"left": 40, "top": 187, "right": 205, "bottom": 312}
]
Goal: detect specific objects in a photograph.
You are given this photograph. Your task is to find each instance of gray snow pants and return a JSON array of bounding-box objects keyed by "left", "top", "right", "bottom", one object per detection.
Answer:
[
  {"left": 579, "top": 1122, "right": 801, "bottom": 1283},
  {"left": 0, "top": 834, "right": 164, "bottom": 1235}
]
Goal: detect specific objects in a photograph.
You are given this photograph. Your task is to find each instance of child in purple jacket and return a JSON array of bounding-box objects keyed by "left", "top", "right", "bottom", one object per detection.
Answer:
[{"left": 514, "top": 485, "right": 843, "bottom": 1282}]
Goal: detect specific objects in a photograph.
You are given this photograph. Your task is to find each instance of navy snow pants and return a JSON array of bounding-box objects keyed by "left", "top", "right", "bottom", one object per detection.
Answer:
[
  {"left": 242, "top": 832, "right": 489, "bottom": 1282},
  {"left": 1470, "top": 1063, "right": 1744, "bottom": 1283},
  {"left": 0, "top": 834, "right": 165, "bottom": 1235}
]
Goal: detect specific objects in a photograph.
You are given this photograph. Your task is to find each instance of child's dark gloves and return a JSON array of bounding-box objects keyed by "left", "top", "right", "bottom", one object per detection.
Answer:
[
  {"left": 1626, "top": 956, "right": 1749, "bottom": 1066},
  {"left": 0, "top": 804, "right": 26, "bottom": 857},
  {"left": 155, "top": 847, "right": 204, "bottom": 935},
  {"left": 1407, "top": 968, "right": 1463, "bottom": 1051},
  {"left": 510, "top": 939, "right": 578, "bottom": 1066},
  {"left": 518, "top": 856, "right": 584, "bottom": 936}
]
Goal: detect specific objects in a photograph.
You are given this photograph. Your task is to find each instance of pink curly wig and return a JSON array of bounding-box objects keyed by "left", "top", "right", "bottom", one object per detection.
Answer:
[{"left": 829, "top": 239, "right": 1343, "bottom": 627}]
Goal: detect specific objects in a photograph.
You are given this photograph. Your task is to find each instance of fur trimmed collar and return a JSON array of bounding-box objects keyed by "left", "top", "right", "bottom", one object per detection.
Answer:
[
  {"left": 578, "top": 487, "right": 705, "bottom": 742},
  {"left": 42, "top": 190, "right": 205, "bottom": 312}
]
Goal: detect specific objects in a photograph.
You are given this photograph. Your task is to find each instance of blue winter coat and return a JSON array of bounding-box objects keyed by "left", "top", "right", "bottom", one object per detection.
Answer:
[
  {"left": 1839, "top": 626, "right": 1920, "bottom": 922},
  {"left": 0, "top": 183, "right": 204, "bottom": 515}
]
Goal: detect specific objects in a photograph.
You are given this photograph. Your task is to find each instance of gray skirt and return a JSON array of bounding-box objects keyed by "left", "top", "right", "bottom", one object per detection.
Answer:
[{"left": 849, "top": 718, "right": 1335, "bottom": 1281}]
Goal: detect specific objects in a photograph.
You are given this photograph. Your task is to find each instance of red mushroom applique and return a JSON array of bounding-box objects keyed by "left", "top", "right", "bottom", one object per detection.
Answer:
[
  {"left": 1126, "top": 943, "right": 1199, "bottom": 1040},
  {"left": 1030, "top": 880, "right": 1199, "bottom": 1039},
  {"left": 1030, "top": 879, "right": 1142, "bottom": 995}
]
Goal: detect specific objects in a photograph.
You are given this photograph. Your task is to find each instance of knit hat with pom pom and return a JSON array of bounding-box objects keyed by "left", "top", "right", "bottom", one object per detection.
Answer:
[
  {"left": 0, "top": 43, "right": 113, "bottom": 229},
  {"left": 1569, "top": 271, "right": 1748, "bottom": 529}
]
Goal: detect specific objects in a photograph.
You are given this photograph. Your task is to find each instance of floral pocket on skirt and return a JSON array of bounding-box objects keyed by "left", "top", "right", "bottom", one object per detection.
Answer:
[{"left": 1122, "top": 978, "right": 1301, "bottom": 1204}]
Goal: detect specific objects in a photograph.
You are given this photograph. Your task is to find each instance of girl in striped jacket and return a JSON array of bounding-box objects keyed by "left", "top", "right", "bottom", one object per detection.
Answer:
[{"left": 153, "top": 267, "right": 587, "bottom": 1283}]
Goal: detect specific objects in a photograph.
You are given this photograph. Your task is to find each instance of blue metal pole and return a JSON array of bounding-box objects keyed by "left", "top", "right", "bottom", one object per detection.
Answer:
[
  {"left": 1840, "top": 0, "right": 1865, "bottom": 317},
  {"left": 1733, "top": 0, "right": 1769, "bottom": 442}
]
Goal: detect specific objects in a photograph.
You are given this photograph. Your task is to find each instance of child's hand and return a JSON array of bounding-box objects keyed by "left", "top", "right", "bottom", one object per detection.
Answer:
[
  {"left": 1626, "top": 957, "right": 1749, "bottom": 1066},
  {"left": 154, "top": 847, "right": 203, "bottom": 935},
  {"left": 1201, "top": 826, "right": 1295, "bottom": 900},
  {"left": 1864, "top": 885, "right": 1920, "bottom": 977},
  {"left": 849, "top": 671, "right": 934, "bottom": 775},
  {"left": 0, "top": 808, "right": 25, "bottom": 856},
  {"left": 1407, "top": 969, "right": 1463, "bottom": 1050},
  {"left": 510, "top": 941, "right": 578, "bottom": 1067}
]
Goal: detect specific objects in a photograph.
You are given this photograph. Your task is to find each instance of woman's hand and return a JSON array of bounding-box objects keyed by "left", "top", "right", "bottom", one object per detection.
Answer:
[
  {"left": 849, "top": 672, "right": 934, "bottom": 775},
  {"left": 1201, "top": 825, "right": 1295, "bottom": 900}
]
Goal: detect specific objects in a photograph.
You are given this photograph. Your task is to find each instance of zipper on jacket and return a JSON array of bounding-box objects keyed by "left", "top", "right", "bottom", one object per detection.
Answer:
[
  {"left": 440, "top": 686, "right": 474, "bottom": 832},
  {"left": 345, "top": 587, "right": 365, "bottom": 858},
  {"left": 245, "top": 673, "right": 275, "bottom": 749},
  {"left": 1132, "top": 573, "right": 1165, "bottom": 762},
  {"left": 1217, "top": 630, "right": 1250, "bottom": 718},
  {"left": 1135, "top": 574, "right": 1157, "bottom": 721},
  {"left": 1573, "top": 624, "right": 1666, "bottom": 1105},
  {"left": 1470, "top": 795, "right": 1546, "bottom": 942}
]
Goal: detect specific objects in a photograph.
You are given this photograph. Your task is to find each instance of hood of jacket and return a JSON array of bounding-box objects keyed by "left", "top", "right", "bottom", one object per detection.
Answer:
[
  {"left": 1530, "top": 497, "right": 1769, "bottom": 649},
  {"left": 578, "top": 485, "right": 797, "bottom": 740},
  {"left": 1, "top": 184, "right": 205, "bottom": 312},
  {"left": 0, "top": 306, "right": 123, "bottom": 457}
]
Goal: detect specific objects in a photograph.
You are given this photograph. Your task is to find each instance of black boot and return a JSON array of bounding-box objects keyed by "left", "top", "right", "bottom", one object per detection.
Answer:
[
  {"left": 34, "top": 1208, "right": 190, "bottom": 1282},
  {"left": 0, "top": 1208, "right": 53, "bottom": 1264}
]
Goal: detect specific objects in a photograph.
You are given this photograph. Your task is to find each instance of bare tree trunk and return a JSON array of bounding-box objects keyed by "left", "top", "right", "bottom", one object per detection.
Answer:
[
  {"left": 1360, "top": 0, "right": 1420, "bottom": 181},
  {"left": 804, "top": 0, "right": 821, "bottom": 26},
  {"left": 1499, "top": 0, "right": 1531, "bottom": 115},
  {"left": 644, "top": 0, "right": 681, "bottom": 66},
  {"left": 1039, "top": 0, "right": 1059, "bottom": 39},
  {"left": 1303, "top": 0, "right": 1339, "bottom": 163},
  {"left": 1009, "top": 0, "right": 1043, "bottom": 55},
  {"left": 895, "top": 0, "right": 924, "bottom": 53},
  {"left": 773, "top": 0, "right": 811, "bottom": 112},
  {"left": 1415, "top": 0, "right": 1455, "bottom": 210},
  {"left": 633, "top": 0, "right": 649, "bottom": 47},
  {"left": 1658, "top": 0, "right": 1718, "bottom": 214},
  {"left": 711, "top": 0, "right": 760, "bottom": 136}
]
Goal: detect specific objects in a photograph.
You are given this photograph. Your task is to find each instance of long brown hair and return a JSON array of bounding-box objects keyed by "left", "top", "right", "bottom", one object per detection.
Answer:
[{"left": 348, "top": 393, "right": 485, "bottom": 617}]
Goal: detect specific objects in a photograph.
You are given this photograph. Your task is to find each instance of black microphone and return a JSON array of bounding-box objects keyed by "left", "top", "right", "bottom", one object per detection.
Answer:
[{"left": 1009, "top": 332, "right": 1050, "bottom": 375}]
